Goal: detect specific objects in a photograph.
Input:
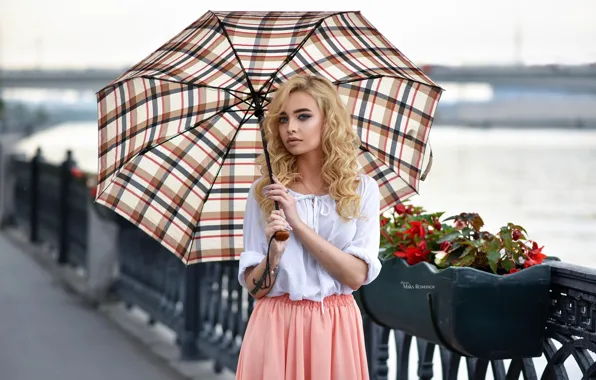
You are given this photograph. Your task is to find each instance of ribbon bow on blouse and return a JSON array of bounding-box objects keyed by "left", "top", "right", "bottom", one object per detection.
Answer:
[{"left": 293, "top": 194, "right": 331, "bottom": 233}]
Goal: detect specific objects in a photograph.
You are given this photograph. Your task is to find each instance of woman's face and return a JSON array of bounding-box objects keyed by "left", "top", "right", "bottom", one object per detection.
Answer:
[{"left": 278, "top": 91, "right": 324, "bottom": 157}]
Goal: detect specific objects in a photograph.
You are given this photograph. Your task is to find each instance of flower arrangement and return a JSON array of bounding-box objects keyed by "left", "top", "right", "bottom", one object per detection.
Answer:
[{"left": 379, "top": 202, "right": 549, "bottom": 275}]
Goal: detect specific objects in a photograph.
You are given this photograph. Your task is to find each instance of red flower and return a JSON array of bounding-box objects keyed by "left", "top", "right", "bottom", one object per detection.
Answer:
[
  {"left": 528, "top": 241, "right": 547, "bottom": 263},
  {"left": 394, "top": 204, "right": 407, "bottom": 215},
  {"left": 395, "top": 245, "right": 429, "bottom": 265},
  {"left": 433, "top": 218, "right": 442, "bottom": 231},
  {"left": 512, "top": 229, "right": 522, "bottom": 241},
  {"left": 405, "top": 221, "right": 426, "bottom": 238},
  {"left": 509, "top": 268, "right": 520, "bottom": 274},
  {"left": 440, "top": 241, "right": 452, "bottom": 252},
  {"left": 380, "top": 218, "right": 388, "bottom": 227}
]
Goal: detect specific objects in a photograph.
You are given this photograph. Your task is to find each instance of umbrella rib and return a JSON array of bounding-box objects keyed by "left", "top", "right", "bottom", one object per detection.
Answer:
[
  {"left": 139, "top": 97, "right": 253, "bottom": 153},
  {"left": 335, "top": 72, "right": 444, "bottom": 90},
  {"left": 256, "top": 11, "right": 353, "bottom": 95},
  {"left": 185, "top": 106, "right": 255, "bottom": 259},
  {"left": 97, "top": 76, "right": 252, "bottom": 104},
  {"left": 141, "top": 75, "right": 252, "bottom": 97},
  {"left": 212, "top": 14, "right": 261, "bottom": 99},
  {"left": 97, "top": 96, "right": 252, "bottom": 202},
  {"left": 136, "top": 76, "right": 253, "bottom": 106}
]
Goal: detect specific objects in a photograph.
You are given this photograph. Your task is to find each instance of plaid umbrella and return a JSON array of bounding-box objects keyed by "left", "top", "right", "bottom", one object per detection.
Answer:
[{"left": 95, "top": 10, "right": 443, "bottom": 264}]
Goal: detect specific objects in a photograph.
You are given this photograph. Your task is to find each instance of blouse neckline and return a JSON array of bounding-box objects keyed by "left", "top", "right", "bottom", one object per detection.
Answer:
[{"left": 287, "top": 188, "right": 331, "bottom": 198}]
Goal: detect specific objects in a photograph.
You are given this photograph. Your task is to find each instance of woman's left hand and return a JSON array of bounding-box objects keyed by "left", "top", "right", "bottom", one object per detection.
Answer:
[{"left": 264, "top": 177, "right": 302, "bottom": 229}]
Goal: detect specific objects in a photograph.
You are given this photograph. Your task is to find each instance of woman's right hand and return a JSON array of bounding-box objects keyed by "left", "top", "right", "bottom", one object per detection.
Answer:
[{"left": 265, "top": 209, "right": 291, "bottom": 259}]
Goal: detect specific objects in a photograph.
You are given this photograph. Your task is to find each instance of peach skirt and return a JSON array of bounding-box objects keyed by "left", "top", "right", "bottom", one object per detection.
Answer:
[{"left": 236, "top": 293, "right": 370, "bottom": 380}]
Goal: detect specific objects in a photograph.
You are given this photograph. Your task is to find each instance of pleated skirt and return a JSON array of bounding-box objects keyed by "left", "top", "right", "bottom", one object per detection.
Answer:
[{"left": 236, "top": 293, "right": 370, "bottom": 380}]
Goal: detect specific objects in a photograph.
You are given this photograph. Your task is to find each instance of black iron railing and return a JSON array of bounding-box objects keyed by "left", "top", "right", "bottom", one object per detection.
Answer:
[
  {"left": 9, "top": 149, "right": 88, "bottom": 268},
  {"left": 5, "top": 154, "right": 596, "bottom": 379}
]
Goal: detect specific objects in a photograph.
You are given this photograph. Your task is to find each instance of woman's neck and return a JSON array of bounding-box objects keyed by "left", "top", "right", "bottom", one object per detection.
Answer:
[{"left": 295, "top": 150, "right": 326, "bottom": 194}]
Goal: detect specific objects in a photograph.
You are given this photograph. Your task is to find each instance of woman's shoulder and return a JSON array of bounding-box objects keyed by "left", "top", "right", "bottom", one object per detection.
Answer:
[
  {"left": 356, "top": 173, "right": 380, "bottom": 196},
  {"left": 249, "top": 176, "right": 267, "bottom": 191}
]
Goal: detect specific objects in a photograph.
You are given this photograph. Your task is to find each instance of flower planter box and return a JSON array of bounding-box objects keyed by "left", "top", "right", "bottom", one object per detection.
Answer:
[{"left": 359, "top": 257, "right": 551, "bottom": 360}]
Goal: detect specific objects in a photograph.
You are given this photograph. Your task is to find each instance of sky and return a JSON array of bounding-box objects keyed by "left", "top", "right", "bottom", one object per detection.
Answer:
[{"left": 1, "top": 0, "right": 595, "bottom": 69}]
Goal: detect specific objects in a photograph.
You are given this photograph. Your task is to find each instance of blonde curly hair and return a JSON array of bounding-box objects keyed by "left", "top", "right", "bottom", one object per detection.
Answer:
[{"left": 254, "top": 75, "right": 363, "bottom": 222}]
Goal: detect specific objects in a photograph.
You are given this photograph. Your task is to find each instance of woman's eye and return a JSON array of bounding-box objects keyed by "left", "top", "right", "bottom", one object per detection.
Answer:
[
  {"left": 279, "top": 116, "right": 288, "bottom": 124},
  {"left": 298, "top": 114, "right": 311, "bottom": 121}
]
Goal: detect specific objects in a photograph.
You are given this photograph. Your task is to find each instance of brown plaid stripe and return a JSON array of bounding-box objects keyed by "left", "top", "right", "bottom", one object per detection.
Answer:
[
  {"left": 337, "top": 77, "right": 441, "bottom": 213},
  {"left": 96, "top": 11, "right": 443, "bottom": 263},
  {"left": 214, "top": 11, "right": 335, "bottom": 91}
]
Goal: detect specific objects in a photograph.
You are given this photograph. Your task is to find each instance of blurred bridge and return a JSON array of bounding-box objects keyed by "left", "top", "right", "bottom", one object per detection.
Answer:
[{"left": 2, "top": 64, "right": 596, "bottom": 93}]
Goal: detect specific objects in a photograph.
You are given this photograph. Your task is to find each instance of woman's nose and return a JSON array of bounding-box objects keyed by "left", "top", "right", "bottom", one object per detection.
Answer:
[{"left": 288, "top": 120, "right": 298, "bottom": 132}]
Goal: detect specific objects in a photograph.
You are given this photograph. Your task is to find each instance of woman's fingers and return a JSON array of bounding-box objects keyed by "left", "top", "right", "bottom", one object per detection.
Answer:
[
  {"left": 267, "top": 210, "right": 285, "bottom": 223},
  {"left": 269, "top": 219, "right": 290, "bottom": 230},
  {"left": 266, "top": 223, "right": 292, "bottom": 239},
  {"left": 264, "top": 183, "right": 290, "bottom": 197},
  {"left": 266, "top": 219, "right": 292, "bottom": 232},
  {"left": 265, "top": 188, "right": 290, "bottom": 199},
  {"left": 267, "top": 194, "right": 290, "bottom": 204}
]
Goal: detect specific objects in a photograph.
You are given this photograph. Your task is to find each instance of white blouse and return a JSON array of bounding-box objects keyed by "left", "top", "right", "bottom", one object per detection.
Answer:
[{"left": 237, "top": 174, "right": 382, "bottom": 309}]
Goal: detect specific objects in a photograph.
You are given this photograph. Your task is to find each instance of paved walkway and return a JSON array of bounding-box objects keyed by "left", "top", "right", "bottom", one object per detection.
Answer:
[{"left": 0, "top": 233, "right": 185, "bottom": 380}]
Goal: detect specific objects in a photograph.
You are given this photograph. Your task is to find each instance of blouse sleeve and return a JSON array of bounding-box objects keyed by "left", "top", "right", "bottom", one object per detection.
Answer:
[
  {"left": 343, "top": 175, "right": 383, "bottom": 285},
  {"left": 237, "top": 179, "right": 268, "bottom": 289}
]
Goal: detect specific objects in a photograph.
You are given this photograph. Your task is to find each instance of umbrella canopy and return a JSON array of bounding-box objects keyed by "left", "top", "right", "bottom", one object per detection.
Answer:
[{"left": 96, "top": 10, "right": 443, "bottom": 264}]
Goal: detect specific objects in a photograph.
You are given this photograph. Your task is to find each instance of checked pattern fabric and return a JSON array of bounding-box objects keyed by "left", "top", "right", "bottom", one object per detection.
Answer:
[{"left": 96, "top": 11, "right": 443, "bottom": 264}]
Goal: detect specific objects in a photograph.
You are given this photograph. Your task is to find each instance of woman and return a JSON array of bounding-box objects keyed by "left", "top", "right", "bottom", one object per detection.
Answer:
[{"left": 236, "top": 75, "right": 382, "bottom": 380}]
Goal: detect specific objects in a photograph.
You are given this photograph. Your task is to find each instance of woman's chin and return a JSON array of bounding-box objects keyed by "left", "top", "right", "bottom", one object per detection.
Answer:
[
  {"left": 285, "top": 146, "right": 303, "bottom": 156},
  {"left": 283, "top": 143, "right": 317, "bottom": 157}
]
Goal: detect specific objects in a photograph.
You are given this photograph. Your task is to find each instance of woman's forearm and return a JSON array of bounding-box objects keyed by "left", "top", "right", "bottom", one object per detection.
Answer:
[
  {"left": 244, "top": 254, "right": 281, "bottom": 299},
  {"left": 293, "top": 221, "right": 367, "bottom": 290}
]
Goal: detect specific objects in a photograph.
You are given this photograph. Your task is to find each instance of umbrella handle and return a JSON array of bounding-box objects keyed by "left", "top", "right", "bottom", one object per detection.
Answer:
[{"left": 274, "top": 230, "right": 290, "bottom": 241}]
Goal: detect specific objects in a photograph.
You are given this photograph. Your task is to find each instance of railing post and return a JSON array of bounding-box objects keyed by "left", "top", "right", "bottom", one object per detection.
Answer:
[
  {"left": 29, "top": 148, "right": 41, "bottom": 242},
  {"left": 180, "top": 264, "right": 202, "bottom": 360},
  {"left": 57, "top": 150, "right": 73, "bottom": 264},
  {"left": 362, "top": 315, "right": 390, "bottom": 380}
]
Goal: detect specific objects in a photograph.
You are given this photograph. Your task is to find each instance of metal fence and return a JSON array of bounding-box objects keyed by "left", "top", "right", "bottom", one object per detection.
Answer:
[
  {"left": 11, "top": 149, "right": 88, "bottom": 267},
  {"left": 6, "top": 152, "right": 596, "bottom": 380}
]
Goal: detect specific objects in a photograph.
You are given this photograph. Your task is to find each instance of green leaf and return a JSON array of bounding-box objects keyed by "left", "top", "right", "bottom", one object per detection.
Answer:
[
  {"left": 502, "top": 259, "right": 515, "bottom": 272},
  {"left": 461, "top": 227, "right": 473, "bottom": 237},
  {"left": 436, "top": 232, "right": 461, "bottom": 244},
  {"left": 503, "top": 235, "right": 513, "bottom": 252},
  {"left": 508, "top": 222, "right": 528, "bottom": 235},
  {"left": 485, "top": 239, "right": 502, "bottom": 253},
  {"left": 499, "top": 227, "right": 513, "bottom": 252},
  {"left": 487, "top": 249, "right": 500, "bottom": 273},
  {"left": 457, "top": 247, "right": 476, "bottom": 267},
  {"left": 450, "top": 242, "right": 462, "bottom": 251}
]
